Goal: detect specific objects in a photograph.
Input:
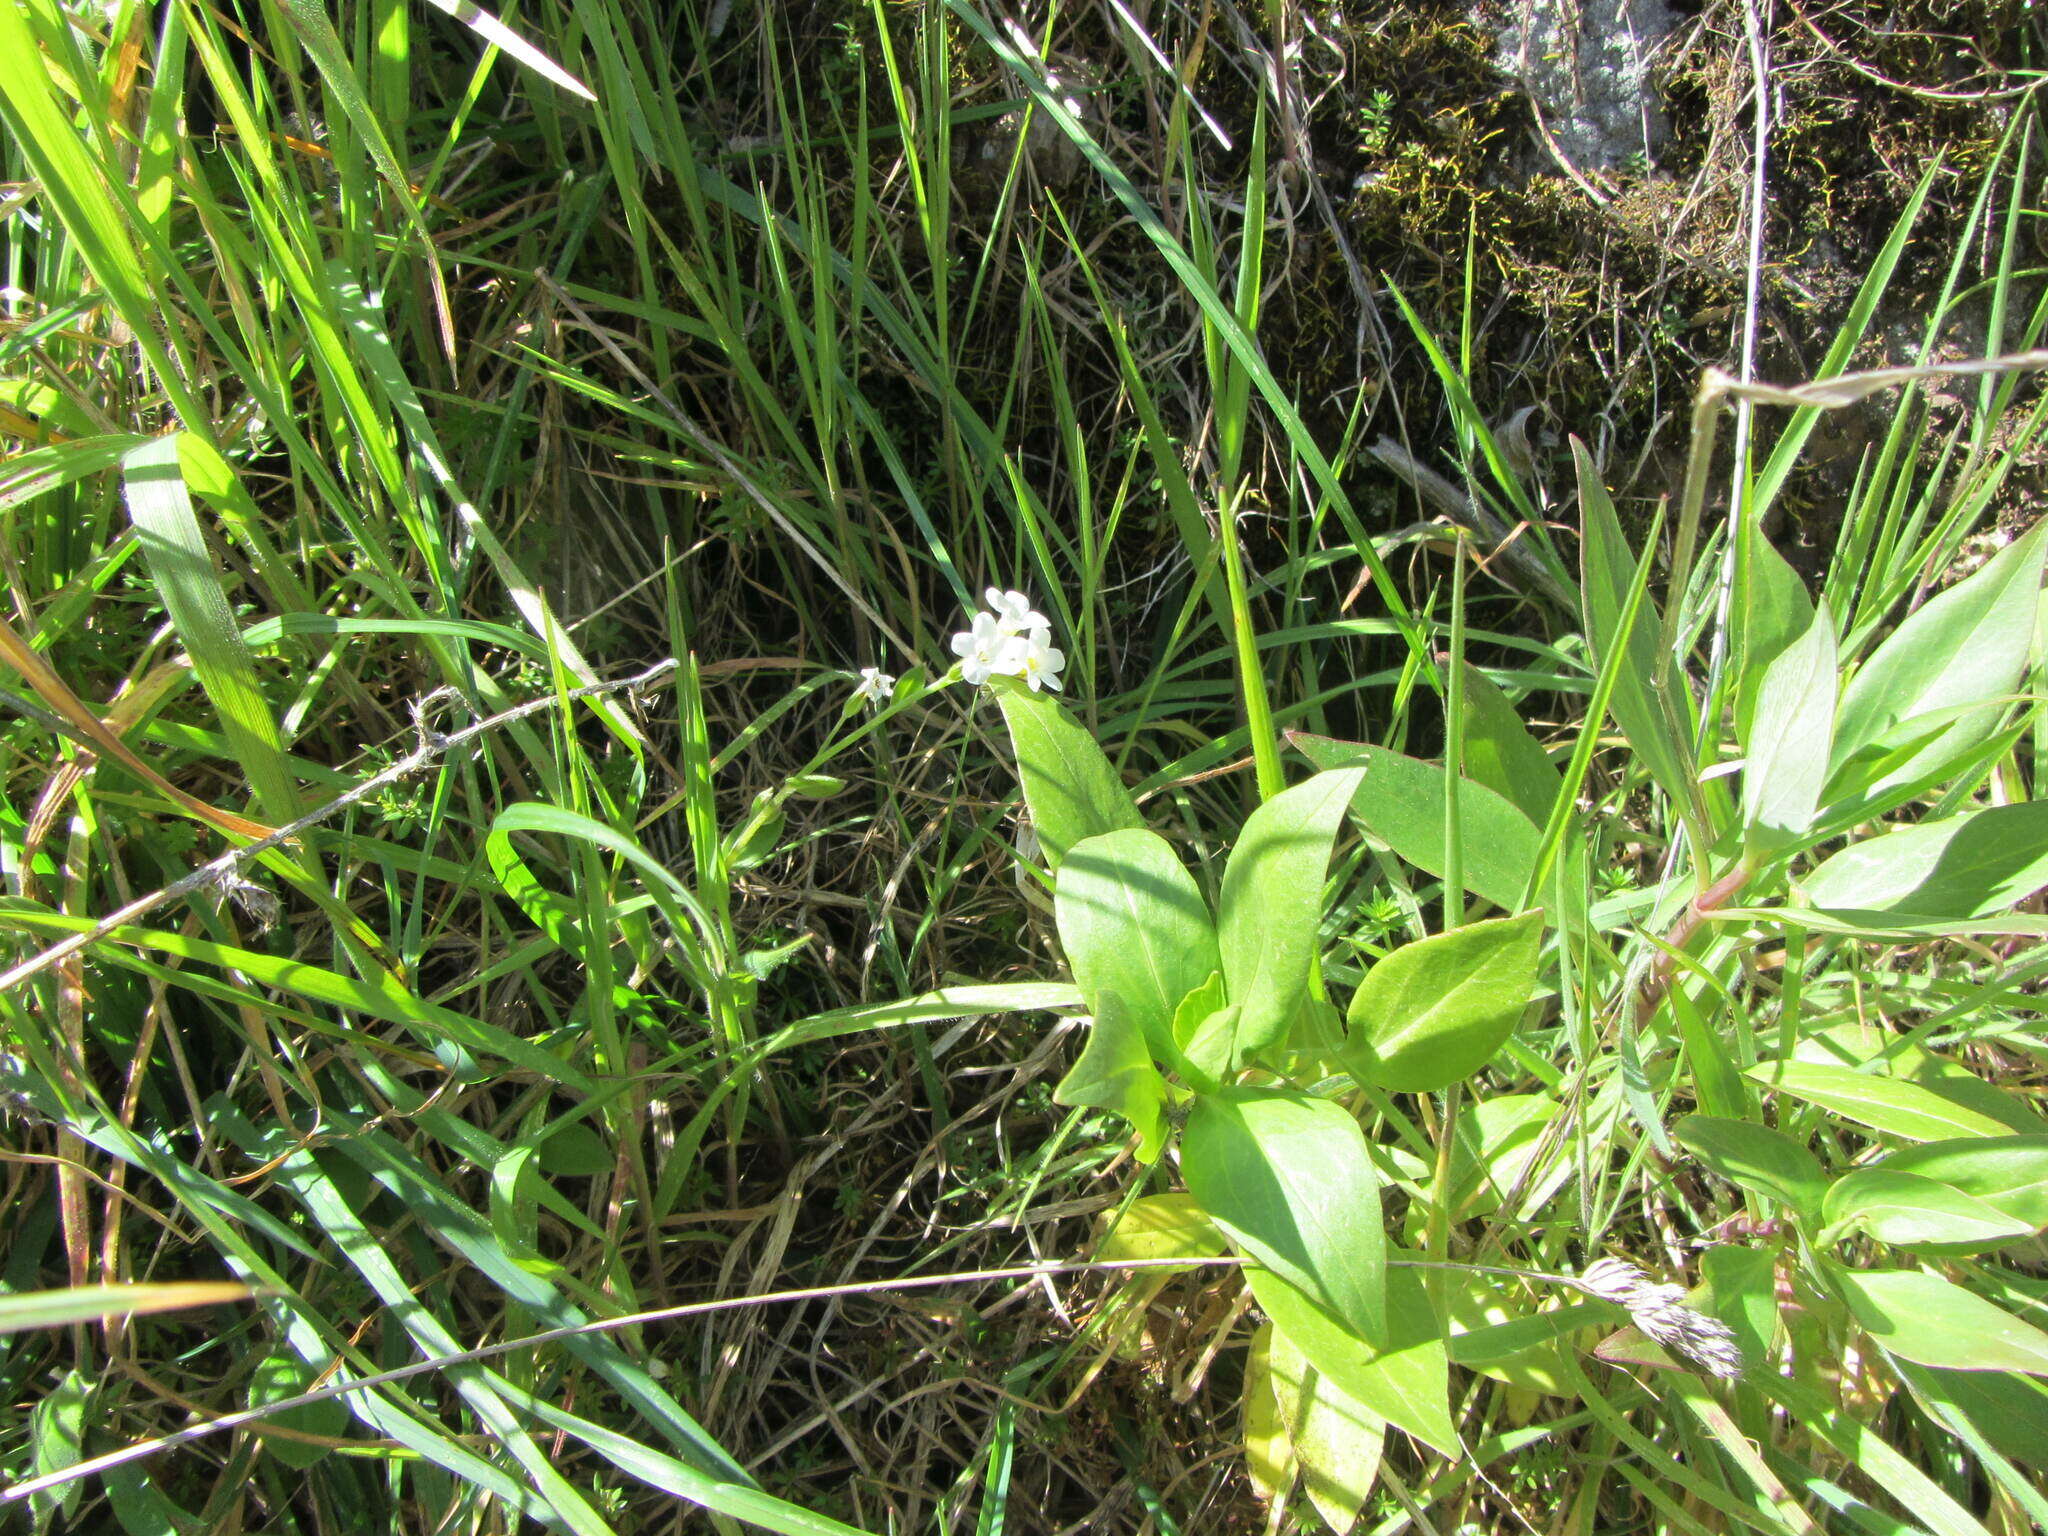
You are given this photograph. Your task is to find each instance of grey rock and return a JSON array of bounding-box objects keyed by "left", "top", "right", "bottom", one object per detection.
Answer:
[{"left": 1489, "top": 0, "right": 1681, "bottom": 175}]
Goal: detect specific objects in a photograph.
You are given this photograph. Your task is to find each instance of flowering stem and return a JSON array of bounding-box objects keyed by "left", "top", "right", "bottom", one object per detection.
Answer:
[{"left": 1219, "top": 486, "right": 1284, "bottom": 801}]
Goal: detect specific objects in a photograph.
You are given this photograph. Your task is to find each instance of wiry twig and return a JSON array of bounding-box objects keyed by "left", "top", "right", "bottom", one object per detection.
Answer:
[{"left": 0, "top": 660, "right": 678, "bottom": 996}]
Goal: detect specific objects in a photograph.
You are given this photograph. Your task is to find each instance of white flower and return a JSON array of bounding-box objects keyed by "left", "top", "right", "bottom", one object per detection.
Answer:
[
  {"left": 952, "top": 592, "right": 1064, "bottom": 689},
  {"left": 1016, "top": 625, "right": 1064, "bottom": 692},
  {"left": 984, "top": 588, "right": 1048, "bottom": 636},
  {"left": 951, "top": 612, "right": 1022, "bottom": 686},
  {"left": 852, "top": 666, "right": 894, "bottom": 707}
]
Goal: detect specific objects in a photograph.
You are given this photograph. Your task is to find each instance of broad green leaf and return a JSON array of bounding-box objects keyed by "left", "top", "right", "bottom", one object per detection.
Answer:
[
  {"left": 1052, "top": 992, "right": 1169, "bottom": 1161},
  {"left": 1269, "top": 1320, "right": 1387, "bottom": 1533},
  {"left": 1734, "top": 524, "right": 1818, "bottom": 745},
  {"left": 1821, "top": 699, "right": 1993, "bottom": 811},
  {"left": 1907, "top": 1367, "right": 2048, "bottom": 1470},
  {"left": 1878, "top": 1137, "right": 2048, "bottom": 1229},
  {"left": 1741, "top": 598, "right": 1837, "bottom": 852},
  {"left": 1442, "top": 1270, "right": 1575, "bottom": 1395},
  {"left": 1902, "top": 1060, "right": 2048, "bottom": 1138},
  {"left": 1171, "top": 971, "right": 1229, "bottom": 1048},
  {"left": 1574, "top": 438, "right": 1696, "bottom": 807},
  {"left": 535, "top": 1124, "right": 619, "bottom": 1179},
  {"left": 1217, "top": 769, "right": 1364, "bottom": 1066},
  {"left": 1171, "top": 971, "right": 1236, "bottom": 1087},
  {"left": 1246, "top": 1263, "right": 1456, "bottom": 1456},
  {"left": 1180, "top": 1006, "right": 1243, "bottom": 1089},
  {"left": 1244, "top": 1325, "right": 1301, "bottom": 1511},
  {"left": 1748, "top": 1061, "right": 2010, "bottom": 1141},
  {"left": 1098, "top": 1194, "right": 1226, "bottom": 1265},
  {"left": 1292, "top": 738, "right": 1538, "bottom": 911},
  {"left": 1446, "top": 1094, "right": 1564, "bottom": 1218},
  {"left": 1699, "top": 1247, "right": 1781, "bottom": 1375},
  {"left": 1823, "top": 1168, "right": 2032, "bottom": 1250},
  {"left": 1831, "top": 518, "right": 2047, "bottom": 795},
  {"left": 1344, "top": 911, "right": 1541, "bottom": 1092},
  {"left": 1451, "top": 663, "right": 1563, "bottom": 827},
  {"left": 1802, "top": 801, "right": 2048, "bottom": 919},
  {"left": 1793, "top": 1030, "right": 2047, "bottom": 1135},
  {"left": 249, "top": 1353, "right": 350, "bottom": 1468},
  {"left": 1674, "top": 1114, "right": 1828, "bottom": 1220},
  {"left": 1056, "top": 829, "right": 1219, "bottom": 1060},
  {"left": 1182, "top": 1087, "right": 1385, "bottom": 1342},
  {"left": 29, "top": 1368, "right": 88, "bottom": 1527},
  {"left": 0, "top": 1281, "right": 250, "bottom": 1335},
  {"left": 1836, "top": 1267, "right": 2048, "bottom": 1374},
  {"left": 991, "top": 679, "right": 1144, "bottom": 867}
]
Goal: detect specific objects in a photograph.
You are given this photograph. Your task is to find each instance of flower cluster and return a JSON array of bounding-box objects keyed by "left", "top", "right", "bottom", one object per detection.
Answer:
[
  {"left": 1573, "top": 1257, "right": 1744, "bottom": 1379},
  {"left": 951, "top": 588, "right": 1065, "bottom": 692}
]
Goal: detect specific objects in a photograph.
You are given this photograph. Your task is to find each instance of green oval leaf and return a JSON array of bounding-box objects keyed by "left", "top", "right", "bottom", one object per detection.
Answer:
[
  {"left": 1291, "top": 738, "right": 1540, "bottom": 911},
  {"left": 1344, "top": 910, "right": 1541, "bottom": 1092},
  {"left": 1837, "top": 1267, "right": 2048, "bottom": 1375},
  {"left": 1053, "top": 991, "right": 1169, "bottom": 1161},
  {"left": 1182, "top": 1087, "right": 1385, "bottom": 1342},
  {"left": 1831, "top": 518, "right": 2047, "bottom": 797},
  {"left": 991, "top": 679, "right": 1144, "bottom": 869},
  {"left": 1451, "top": 662, "right": 1564, "bottom": 827},
  {"left": 1747, "top": 1061, "right": 2011, "bottom": 1142},
  {"left": 1217, "top": 769, "right": 1365, "bottom": 1068},
  {"left": 249, "top": 1353, "right": 350, "bottom": 1468},
  {"left": 1098, "top": 1194, "right": 1226, "bottom": 1265},
  {"left": 1245, "top": 1262, "right": 1455, "bottom": 1457},
  {"left": 1803, "top": 801, "right": 2048, "bottom": 919},
  {"left": 1741, "top": 598, "right": 1837, "bottom": 852},
  {"left": 1824, "top": 1168, "right": 2033, "bottom": 1250},
  {"left": 1056, "top": 829, "right": 1219, "bottom": 1061},
  {"left": 1877, "top": 1137, "right": 2048, "bottom": 1229},
  {"left": 1268, "top": 1317, "right": 1387, "bottom": 1531},
  {"left": 1674, "top": 1114, "right": 1827, "bottom": 1220}
]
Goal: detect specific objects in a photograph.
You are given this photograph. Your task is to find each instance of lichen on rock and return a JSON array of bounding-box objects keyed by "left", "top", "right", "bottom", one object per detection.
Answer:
[{"left": 1488, "top": 0, "right": 1682, "bottom": 175}]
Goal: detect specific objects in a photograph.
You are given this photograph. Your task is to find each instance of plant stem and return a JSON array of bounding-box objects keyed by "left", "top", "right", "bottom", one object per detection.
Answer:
[{"left": 1220, "top": 485, "right": 1285, "bottom": 801}]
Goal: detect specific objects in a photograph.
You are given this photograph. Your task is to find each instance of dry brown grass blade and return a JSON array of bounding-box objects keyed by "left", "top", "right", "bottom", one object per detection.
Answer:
[
  {"left": 0, "top": 1281, "right": 254, "bottom": 1335},
  {"left": 0, "top": 611, "right": 277, "bottom": 842}
]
